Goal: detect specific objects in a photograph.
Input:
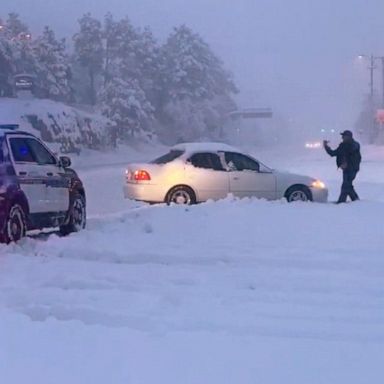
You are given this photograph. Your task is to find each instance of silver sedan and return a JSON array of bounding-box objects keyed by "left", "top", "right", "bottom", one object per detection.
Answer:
[{"left": 123, "top": 143, "right": 328, "bottom": 204}]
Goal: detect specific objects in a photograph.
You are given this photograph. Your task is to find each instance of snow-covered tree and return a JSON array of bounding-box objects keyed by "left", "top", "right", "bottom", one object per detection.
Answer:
[
  {"left": 73, "top": 13, "right": 103, "bottom": 105},
  {"left": 101, "top": 15, "right": 140, "bottom": 83},
  {"left": 97, "top": 15, "right": 156, "bottom": 141},
  {"left": 134, "top": 27, "right": 163, "bottom": 108},
  {"left": 0, "top": 21, "right": 15, "bottom": 96},
  {"left": 0, "top": 13, "right": 35, "bottom": 95},
  {"left": 159, "top": 25, "right": 237, "bottom": 141},
  {"left": 161, "top": 25, "right": 237, "bottom": 101},
  {"left": 1, "top": 13, "right": 239, "bottom": 145},
  {"left": 4, "top": 13, "right": 29, "bottom": 40},
  {"left": 32, "top": 27, "right": 72, "bottom": 101},
  {"left": 98, "top": 77, "right": 154, "bottom": 140},
  {"left": 2, "top": 13, "right": 34, "bottom": 75}
]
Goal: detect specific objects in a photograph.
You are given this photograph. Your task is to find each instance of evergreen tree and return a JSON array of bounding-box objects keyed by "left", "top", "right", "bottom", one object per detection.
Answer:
[
  {"left": 101, "top": 15, "right": 138, "bottom": 84},
  {"left": 4, "top": 13, "right": 29, "bottom": 40},
  {"left": 159, "top": 25, "right": 237, "bottom": 141},
  {"left": 98, "top": 77, "right": 154, "bottom": 140},
  {"left": 98, "top": 15, "right": 155, "bottom": 141},
  {"left": 162, "top": 25, "right": 236, "bottom": 101},
  {"left": 0, "top": 13, "right": 35, "bottom": 95},
  {"left": 0, "top": 20, "right": 15, "bottom": 96},
  {"left": 3, "top": 13, "right": 34, "bottom": 75},
  {"left": 135, "top": 26, "right": 163, "bottom": 110},
  {"left": 32, "top": 27, "right": 72, "bottom": 101},
  {"left": 73, "top": 13, "right": 103, "bottom": 105}
]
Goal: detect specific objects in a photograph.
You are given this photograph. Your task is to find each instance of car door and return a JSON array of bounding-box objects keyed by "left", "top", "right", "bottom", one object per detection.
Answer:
[
  {"left": 7, "top": 135, "right": 49, "bottom": 213},
  {"left": 223, "top": 152, "right": 276, "bottom": 199},
  {"left": 26, "top": 137, "right": 70, "bottom": 213},
  {"left": 7, "top": 135, "right": 69, "bottom": 213},
  {"left": 185, "top": 152, "right": 229, "bottom": 201}
]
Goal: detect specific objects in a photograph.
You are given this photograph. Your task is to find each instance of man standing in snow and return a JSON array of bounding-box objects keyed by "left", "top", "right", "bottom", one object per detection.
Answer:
[{"left": 323, "top": 130, "right": 361, "bottom": 204}]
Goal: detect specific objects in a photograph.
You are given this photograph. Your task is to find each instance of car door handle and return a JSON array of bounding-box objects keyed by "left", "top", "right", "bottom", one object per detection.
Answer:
[
  {"left": 233, "top": 176, "right": 239, "bottom": 180},
  {"left": 46, "top": 172, "right": 53, "bottom": 176},
  {"left": 19, "top": 171, "right": 27, "bottom": 176}
]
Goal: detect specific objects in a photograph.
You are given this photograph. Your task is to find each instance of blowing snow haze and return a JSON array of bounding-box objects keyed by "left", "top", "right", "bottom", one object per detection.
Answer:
[{"left": 2, "top": 0, "right": 384, "bottom": 135}]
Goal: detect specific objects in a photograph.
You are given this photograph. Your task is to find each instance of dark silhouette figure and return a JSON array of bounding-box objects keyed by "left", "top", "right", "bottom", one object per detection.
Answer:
[{"left": 323, "top": 130, "right": 361, "bottom": 204}]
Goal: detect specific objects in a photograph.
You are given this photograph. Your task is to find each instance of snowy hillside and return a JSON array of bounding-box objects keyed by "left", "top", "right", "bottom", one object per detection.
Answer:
[
  {"left": 0, "top": 97, "right": 113, "bottom": 149},
  {"left": 1, "top": 144, "right": 384, "bottom": 383}
]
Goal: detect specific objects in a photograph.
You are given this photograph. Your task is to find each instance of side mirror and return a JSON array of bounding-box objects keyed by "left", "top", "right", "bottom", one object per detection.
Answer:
[{"left": 59, "top": 156, "right": 71, "bottom": 168}]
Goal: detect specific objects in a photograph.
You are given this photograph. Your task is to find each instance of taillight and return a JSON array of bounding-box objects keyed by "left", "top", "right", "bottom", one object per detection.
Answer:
[{"left": 133, "top": 170, "right": 151, "bottom": 181}]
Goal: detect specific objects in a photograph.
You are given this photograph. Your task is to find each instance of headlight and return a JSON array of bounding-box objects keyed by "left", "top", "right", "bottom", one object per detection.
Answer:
[
  {"left": 305, "top": 142, "right": 321, "bottom": 149},
  {"left": 311, "top": 180, "right": 326, "bottom": 189}
]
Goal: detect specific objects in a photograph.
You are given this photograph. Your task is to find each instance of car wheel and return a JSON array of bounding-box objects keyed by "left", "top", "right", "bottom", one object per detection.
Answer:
[
  {"left": 286, "top": 186, "right": 312, "bottom": 202},
  {"left": 60, "top": 193, "right": 86, "bottom": 236},
  {"left": 167, "top": 186, "right": 196, "bottom": 205},
  {"left": 1, "top": 204, "right": 27, "bottom": 243}
]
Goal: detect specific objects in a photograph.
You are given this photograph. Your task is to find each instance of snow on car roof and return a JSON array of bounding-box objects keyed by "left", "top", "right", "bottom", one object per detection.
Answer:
[{"left": 172, "top": 142, "right": 241, "bottom": 153}]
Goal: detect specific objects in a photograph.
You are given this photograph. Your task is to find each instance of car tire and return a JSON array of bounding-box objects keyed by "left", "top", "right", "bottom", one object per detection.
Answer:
[
  {"left": 166, "top": 186, "right": 196, "bottom": 205},
  {"left": 286, "top": 185, "right": 312, "bottom": 202},
  {"left": 0, "top": 204, "right": 27, "bottom": 244},
  {"left": 60, "top": 193, "right": 86, "bottom": 236}
]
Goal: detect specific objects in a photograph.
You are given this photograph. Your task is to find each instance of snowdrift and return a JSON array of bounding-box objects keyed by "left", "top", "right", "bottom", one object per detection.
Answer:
[{"left": 0, "top": 97, "right": 114, "bottom": 149}]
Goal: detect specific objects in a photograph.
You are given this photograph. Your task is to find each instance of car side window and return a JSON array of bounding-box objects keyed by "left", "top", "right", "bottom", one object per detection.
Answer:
[
  {"left": 26, "top": 138, "right": 57, "bottom": 165},
  {"left": 224, "top": 152, "right": 260, "bottom": 172},
  {"left": 189, "top": 152, "right": 225, "bottom": 171},
  {"left": 9, "top": 138, "right": 36, "bottom": 163}
]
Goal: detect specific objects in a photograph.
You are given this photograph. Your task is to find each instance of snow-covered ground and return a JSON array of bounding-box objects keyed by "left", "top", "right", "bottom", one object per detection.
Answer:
[{"left": 1, "top": 143, "right": 384, "bottom": 384}]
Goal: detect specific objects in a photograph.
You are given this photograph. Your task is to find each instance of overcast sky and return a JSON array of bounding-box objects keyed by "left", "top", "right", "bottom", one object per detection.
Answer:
[{"left": 2, "top": 0, "right": 384, "bottom": 133}]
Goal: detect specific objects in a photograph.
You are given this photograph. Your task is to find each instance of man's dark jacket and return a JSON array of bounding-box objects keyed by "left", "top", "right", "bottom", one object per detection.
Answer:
[{"left": 324, "top": 139, "right": 361, "bottom": 171}]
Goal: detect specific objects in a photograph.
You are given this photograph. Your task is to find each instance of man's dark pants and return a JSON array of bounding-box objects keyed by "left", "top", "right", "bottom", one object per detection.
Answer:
[{"left": 338, "top": 169, "right": 359, "bottom": 203}]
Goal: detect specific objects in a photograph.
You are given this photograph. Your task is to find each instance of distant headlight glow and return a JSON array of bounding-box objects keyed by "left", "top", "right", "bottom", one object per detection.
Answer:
[
  {"left": 305, "top": 142, "right": 322, "bottom": 149},
  {"left": 311, "top": 180, "right": 326, "bottom": 189}
]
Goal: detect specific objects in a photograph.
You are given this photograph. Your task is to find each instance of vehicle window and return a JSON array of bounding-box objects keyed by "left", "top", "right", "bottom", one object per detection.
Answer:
[
  {"left": 9, "top": 138, "right": 36, "bottom": 163},
  {"left": 151, "top": 150, "right": 184, "bottom": 164},
  {"left": 189, "top": 152, "right": 224, "bottom": 171},
  {"left": 26, "top": 138, "right": 57, "bottom": 165},
  {"left": 224, "top": 152, "right": 260, "bottom": 172}
]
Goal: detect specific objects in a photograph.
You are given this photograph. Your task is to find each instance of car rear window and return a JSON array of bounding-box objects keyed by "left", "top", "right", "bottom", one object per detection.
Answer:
[{"left": 151, "top": 150, "right": 184, "bottom": 164}]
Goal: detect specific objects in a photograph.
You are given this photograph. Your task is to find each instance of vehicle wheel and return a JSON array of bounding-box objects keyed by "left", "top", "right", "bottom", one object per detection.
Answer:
[
  {"left": 1, "top": 204, "right": 27, "bottom": 243},
  {"left": 166, "top": 186, "right": 196, "bottom": 205},
  {"left": 60, "top": 193, "right": 86, "bottom": 236},
  {"left": 286, "top": 186, "right": 312, "bottom": 202}
]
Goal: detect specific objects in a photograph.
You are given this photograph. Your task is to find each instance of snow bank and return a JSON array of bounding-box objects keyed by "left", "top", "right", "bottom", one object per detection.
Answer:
[{"left": 0, "top": 97, "right": 113, "bottom": 148}]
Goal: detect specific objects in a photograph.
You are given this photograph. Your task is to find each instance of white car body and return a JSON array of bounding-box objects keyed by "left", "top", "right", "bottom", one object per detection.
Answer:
[{"left": 123, "top": 142, "right": 328, "bottom": 204}]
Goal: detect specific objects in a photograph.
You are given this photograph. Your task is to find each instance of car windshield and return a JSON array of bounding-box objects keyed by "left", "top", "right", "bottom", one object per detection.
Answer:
[{"left": 151, "top": 150, "right": 184, "bottom": 164}]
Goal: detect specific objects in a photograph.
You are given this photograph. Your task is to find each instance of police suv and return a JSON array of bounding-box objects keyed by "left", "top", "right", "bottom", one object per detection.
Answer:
[{"left": 0, "top": 125, "right": 86, "bottom": 243}]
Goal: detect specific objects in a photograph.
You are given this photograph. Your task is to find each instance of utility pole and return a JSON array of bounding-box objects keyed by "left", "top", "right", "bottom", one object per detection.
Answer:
[
  {"left": 368, "top": 55, "right": 376, "bottom": 143},
  {"left": 381, "top": 57, "right": 384, "bottom": 107},
  {"left": 360, "top": 54, "right": 384, "bottom": 142}
]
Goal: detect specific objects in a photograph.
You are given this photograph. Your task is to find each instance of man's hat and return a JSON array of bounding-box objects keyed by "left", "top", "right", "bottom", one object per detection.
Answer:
[{"left": 340, "top": 130, "right": 353, "bottom": 137}]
